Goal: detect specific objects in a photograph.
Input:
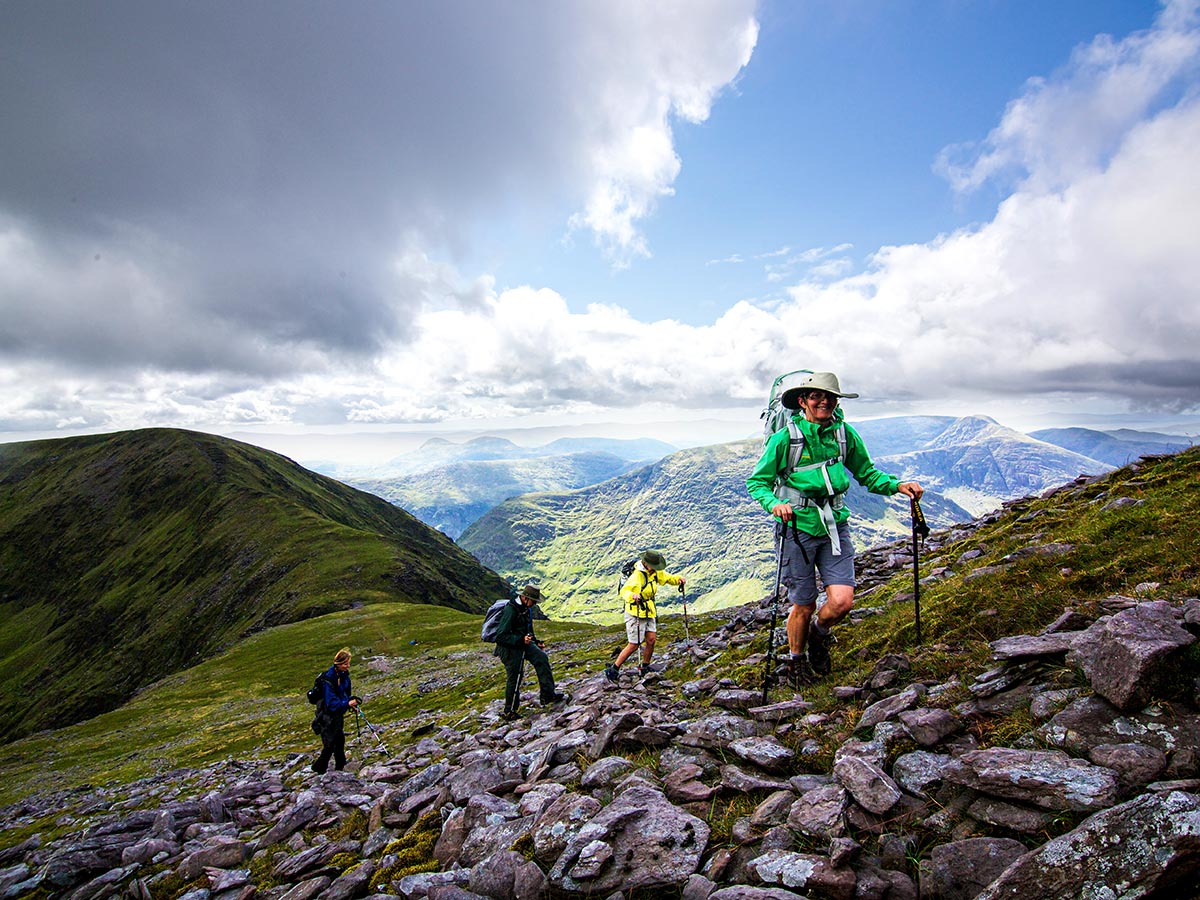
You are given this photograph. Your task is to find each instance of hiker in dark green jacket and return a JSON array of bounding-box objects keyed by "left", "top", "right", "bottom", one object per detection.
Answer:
[
  {"left": 492, "top": 584, "right": 568, "bottom": 720},
  {"left": 747, "top": 371, "right": 923, "bottom": 683}
]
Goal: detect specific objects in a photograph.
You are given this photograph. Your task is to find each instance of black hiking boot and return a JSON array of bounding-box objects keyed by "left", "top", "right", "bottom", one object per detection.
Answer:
[
  {"left": 604, "top": 664, "right": 620, "bottom": 684},
  {"left": 807, "top": 624, "right": 836, "bottom": 677},
  {"left": 787, "top": 655, "right": 815, "bottom": 689},
  {"left": 541, "top": 692, "right": 570, "bottom": 707}
]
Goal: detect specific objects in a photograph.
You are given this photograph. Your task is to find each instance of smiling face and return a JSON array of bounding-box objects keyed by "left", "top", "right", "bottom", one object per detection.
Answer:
[{"left": 800, "top": 389, "right": 838, "bottom": 424}]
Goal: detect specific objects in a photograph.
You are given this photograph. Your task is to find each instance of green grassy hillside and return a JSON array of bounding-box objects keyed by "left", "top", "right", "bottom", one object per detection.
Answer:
[
  {"left": 0, "top": 428, "right": 509, "bottom": 742},
  {"left": 458, "top": 439, "right": 968, "bottom": 621},
  {"left": 0, "top": 601, "right": 602, "bottom": 812}
]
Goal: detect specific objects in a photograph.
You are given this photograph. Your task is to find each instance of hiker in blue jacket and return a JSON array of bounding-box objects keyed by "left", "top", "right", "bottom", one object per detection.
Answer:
[
  {"left": 747, "top": 372, "right": 923, "bottom": 684},
  {"left": 493, "top": 584, "right": 568, "bottom": 720},
  {"left": 312, "top": 647, "right": 359, "bottom": 774}
]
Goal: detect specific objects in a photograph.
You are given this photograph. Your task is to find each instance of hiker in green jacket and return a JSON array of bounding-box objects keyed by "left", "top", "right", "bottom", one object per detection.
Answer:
[
  {"left": 746, "top": 372, "right": 922, "bottom": 683},
  {"left": 604, "top": 550, "right": 686, "bottom": 682},
  {"left": 492, "top": 584, "right": 568, "bottom": 720}
]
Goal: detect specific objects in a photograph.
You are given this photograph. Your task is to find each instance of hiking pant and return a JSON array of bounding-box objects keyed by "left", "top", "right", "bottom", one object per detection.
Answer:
[
  {"left": 314, "top": 718, "right": 346, "bottom": 773},
  {"left": 780, "top": 520, "right": 856, "bottom": 607},
  {"left": 498, "top": 643, "right": 556, "bottom": 714}
]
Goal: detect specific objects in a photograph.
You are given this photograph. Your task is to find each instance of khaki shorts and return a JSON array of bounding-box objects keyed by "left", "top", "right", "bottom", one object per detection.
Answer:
[{"left": 624, "top": 612, "right": 656, "bottom": 643}]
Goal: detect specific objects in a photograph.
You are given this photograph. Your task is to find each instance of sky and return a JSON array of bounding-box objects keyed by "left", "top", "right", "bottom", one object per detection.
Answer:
[{"left": 3, "top": 0, "right": 1199, "bottom": 460}]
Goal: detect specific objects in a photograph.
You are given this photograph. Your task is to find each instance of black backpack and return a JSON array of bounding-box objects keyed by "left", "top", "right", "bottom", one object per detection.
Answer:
[{"left": 306, "top": 672, "right": 329, "bottom": 705}]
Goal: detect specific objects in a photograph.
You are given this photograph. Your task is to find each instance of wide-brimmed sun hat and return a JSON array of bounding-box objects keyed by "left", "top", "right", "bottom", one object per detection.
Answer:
[
  {"left": 781, "top": 371, "right": 859, "bottom": 409},
  {"left": 520, "top": 584, "right": 542, "bottom": 602},
  {"left": 640, "top": 550, "right": 666, "bottom": 569}
]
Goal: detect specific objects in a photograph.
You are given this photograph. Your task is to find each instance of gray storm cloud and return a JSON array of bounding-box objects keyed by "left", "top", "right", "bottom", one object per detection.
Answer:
[{"left": 0, "top": 0, "right": 756, "bottom": 382}]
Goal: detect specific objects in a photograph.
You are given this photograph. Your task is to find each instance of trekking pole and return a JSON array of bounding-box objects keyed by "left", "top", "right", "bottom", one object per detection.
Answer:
[
  {"left": 910, "top": 496, "right": 930, "bottom": 646},
  {"left": 679, "top": 583, "right": 690, "bottom": 645},
  {"left": 514, "top": 657, "right": 526, "bottom": 714},
  {"left": 355, "top": 707, "right": 391, "bottom": 755},
  {"left": 762, "top": 521, "right": 787, "bottom": 705}
]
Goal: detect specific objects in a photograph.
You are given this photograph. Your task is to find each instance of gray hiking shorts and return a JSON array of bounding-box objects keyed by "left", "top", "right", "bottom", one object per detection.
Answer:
[{"left": 779, "top": 520, "right": 856, "bottom": 607}]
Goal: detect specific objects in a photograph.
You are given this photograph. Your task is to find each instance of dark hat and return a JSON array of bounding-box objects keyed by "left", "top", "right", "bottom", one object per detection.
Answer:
[
  {"left": 780, "top": 371, "right": 859, "bottom": 409},
  {"left": 520, "top": 584, "right": 542, "bottom": 602},
  {"left": 640, "top": 550, "right": 666, "bottom": 569}
]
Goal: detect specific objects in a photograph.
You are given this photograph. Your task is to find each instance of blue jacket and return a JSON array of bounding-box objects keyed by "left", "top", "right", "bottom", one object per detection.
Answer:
[{"left": 319, "top": 665, "right": 354, "bottom": 716}]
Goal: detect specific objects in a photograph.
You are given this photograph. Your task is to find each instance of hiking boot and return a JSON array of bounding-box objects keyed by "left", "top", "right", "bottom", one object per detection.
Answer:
[
  {"left": 787, "top": 655, "right": 815, "bottom": 689},
  {"left": 807, "top": 624, "right": 836, "bottom": 677},
  {"left": 638, "top": 664, "right": 653, "bottom": 678},
  {"left": 604, "top": 664, "right": 620, "bottom": 684},
  {"left": 541, "top": 692, "right": 570, "bottom": 707},
  {"left": 501, "top": 710, "right": 520, "bottom": 722}
]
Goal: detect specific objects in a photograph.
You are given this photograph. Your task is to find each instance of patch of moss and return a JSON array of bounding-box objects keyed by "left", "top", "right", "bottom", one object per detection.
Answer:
[
  {"left": 326, "top": 808, "right": 369, "bottom": 842},
  {"left": 373, "top": 810, "right": 443, "bottom": 890},
  {"left": 147, "top": 873, "right": 206, "bottom": 900},
  {"left": 246, "top": 850, "right": 279, "bottom": 892},
  {"left": 509, "top": 831, "right": 537, "bottom": 861}
]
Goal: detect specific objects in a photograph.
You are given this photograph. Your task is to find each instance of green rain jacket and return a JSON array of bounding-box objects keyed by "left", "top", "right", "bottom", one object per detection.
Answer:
[{"left": 746, "top": 407, "right": 900, "bottom": 538}]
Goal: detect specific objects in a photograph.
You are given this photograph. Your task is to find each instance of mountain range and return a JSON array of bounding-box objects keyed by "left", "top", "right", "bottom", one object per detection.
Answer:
[
  {"left": 326, "top": 418, "right": 1186, "bottom": 553},
  {"left": 0, "top": 429, "right": 507, "bottom": 741},
  {"left": 1028, "top": 426, "right": 1193, "bottom": 467},
  {"left": 457, "top": 415, "right": 1146, "bottom": 620}
]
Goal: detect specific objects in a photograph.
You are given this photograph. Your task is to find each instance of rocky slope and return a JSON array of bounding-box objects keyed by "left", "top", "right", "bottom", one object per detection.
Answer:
[{"left": 3, "top": 450, "right": 1198, "bottom": 899}]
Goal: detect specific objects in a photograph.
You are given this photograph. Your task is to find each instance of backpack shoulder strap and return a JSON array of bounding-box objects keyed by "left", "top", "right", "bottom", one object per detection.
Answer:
[{"left": 777, "top": 420, "right": 849, "bottom": 506}]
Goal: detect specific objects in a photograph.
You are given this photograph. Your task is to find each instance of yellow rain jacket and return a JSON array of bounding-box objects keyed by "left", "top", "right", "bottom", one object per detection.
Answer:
[{"left": 620, "top": 561, "right": 683, "bottom": 620}]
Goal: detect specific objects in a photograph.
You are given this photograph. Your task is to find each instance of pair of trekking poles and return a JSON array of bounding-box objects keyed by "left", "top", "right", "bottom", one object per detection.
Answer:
[
  {"left": 631, "top": 582, "right": 691, "bottom": 665},
  {"left": 352, "top": 705, "right": 390, "bottom": 756},
  {"left": 761, "top": 497, "right": 930, "bottom": 704}
]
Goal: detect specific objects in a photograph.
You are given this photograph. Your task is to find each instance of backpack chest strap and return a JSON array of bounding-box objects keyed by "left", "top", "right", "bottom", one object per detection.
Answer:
[{"left": 779, "top": 420, "right": 849, "bottom": 555}]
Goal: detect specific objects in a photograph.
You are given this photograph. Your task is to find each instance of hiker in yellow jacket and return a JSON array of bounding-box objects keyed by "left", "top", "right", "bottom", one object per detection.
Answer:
[{"left": 604, "top": 550, "right": 685, "bottom": 682}]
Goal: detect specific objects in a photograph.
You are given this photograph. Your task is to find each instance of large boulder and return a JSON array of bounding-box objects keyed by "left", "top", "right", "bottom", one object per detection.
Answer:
[
  {"left": 547, "top": 785, "right": 709, "bottom": 894},
  {"left": 945, "top": 748, "right": 1121, "bottom": 812},
  {"left": 975, "top": 790, "right": 1200, "bottom": 899},
  {"left": 1067, "top": 601, "right": 1195, "bottom": 711},
  {"left": 918, "top": 837, "right": 1027, "bottom": 900}
]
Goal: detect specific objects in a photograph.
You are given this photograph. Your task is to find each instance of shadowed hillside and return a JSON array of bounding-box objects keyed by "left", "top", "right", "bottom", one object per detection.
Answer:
[{"left": 0, "top": 428, "right": 508, "bottom": 742}]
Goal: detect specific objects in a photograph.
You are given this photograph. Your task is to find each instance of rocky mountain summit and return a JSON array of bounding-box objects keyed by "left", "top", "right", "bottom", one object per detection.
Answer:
[{"left": 3, "top": 456, "right": 1199, "bottom": 900}]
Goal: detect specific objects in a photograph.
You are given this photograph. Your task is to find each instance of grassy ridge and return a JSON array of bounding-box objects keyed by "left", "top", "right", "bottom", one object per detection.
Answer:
[{"left": 0, "top": 428, "right": 509, "bottom": 742}]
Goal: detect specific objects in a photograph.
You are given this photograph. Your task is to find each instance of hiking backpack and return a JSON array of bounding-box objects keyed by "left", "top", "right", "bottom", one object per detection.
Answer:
[
  {"left": 480, "top": 597, "right": 511, "bottom": 642},
  {"left": 306, "top": 672, "right": 328, "bottom": 705}
]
